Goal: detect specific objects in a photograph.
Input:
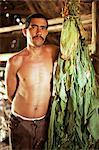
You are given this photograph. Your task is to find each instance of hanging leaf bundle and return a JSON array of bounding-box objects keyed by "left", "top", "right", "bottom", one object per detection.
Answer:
[{"left": 47, "top": 1, "right": 99, "bottom": 150}]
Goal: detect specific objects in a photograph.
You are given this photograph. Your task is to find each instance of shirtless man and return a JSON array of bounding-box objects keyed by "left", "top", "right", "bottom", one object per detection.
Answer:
[{"left": 5, "top": 13, "right": 59, "bottom": 150}]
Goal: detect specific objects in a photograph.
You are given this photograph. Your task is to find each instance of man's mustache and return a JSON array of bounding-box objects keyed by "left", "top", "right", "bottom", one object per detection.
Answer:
[{"left": 33, "top": 35, "right": 44, "bottom": 40}]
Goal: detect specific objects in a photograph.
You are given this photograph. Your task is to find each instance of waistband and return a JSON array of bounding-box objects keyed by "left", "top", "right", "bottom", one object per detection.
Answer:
[{"left": 11, "top": 110, "right": 45, "bottom": 121}]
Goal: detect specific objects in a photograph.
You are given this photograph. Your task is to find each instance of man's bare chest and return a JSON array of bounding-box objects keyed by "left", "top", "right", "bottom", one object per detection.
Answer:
[{"left": 17, "top": 57, "right": 53, "bottom": 85}]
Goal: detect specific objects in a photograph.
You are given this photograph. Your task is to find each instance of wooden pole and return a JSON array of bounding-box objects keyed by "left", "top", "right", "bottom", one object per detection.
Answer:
[
  {"left": 0, "top": 44, "right": 93, "bottom": 62},
  {"left": 0, "top": 14, "right": 92, "bottom": 33},
  {"left": 91, "top": 1, "right": 96, "bottom": 54},
  {"left": 0, "top": 24, "right": 25, "bottom": 33},
  {"left": 0, "top": 53, "right": 18, "bottom": 61}
]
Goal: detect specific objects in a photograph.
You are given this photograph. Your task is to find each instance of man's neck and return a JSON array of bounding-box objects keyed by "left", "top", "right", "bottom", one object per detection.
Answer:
[{"left": 27, "top": 44, "right": 44, "bottom": 56}]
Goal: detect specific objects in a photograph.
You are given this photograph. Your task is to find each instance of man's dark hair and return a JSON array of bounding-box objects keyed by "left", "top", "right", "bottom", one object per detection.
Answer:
[{"left": 25, "top": 13, "right": 48, "bottom": 29}]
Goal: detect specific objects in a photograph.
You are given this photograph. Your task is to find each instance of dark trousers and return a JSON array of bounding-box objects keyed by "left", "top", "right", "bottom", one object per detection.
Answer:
[{"left": 9, "top": 114, "right": 49, "bottom": 150}]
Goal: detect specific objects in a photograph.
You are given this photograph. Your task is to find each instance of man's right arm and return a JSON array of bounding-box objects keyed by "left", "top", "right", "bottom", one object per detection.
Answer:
[{"left": 5, "top": 58, "right": 18, "bottom": 103}]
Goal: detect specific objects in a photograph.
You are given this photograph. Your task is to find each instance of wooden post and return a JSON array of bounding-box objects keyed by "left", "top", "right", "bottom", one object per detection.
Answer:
[{"left": 91, "top": 1, "right": 96, "bottom": 54}]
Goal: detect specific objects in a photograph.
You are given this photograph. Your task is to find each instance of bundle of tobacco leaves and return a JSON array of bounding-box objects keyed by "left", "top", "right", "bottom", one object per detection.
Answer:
[{"left": 47, "top": 5, "right": 99, "bottom": 150}]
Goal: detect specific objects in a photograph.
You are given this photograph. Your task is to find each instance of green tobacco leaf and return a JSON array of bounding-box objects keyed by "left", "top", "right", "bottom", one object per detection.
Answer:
[
  {"left": 48, "top": 99, "right": 58, "bottom": 150},
  {"left": 88, "top": 109, "right": 99, "bottom": 140}
]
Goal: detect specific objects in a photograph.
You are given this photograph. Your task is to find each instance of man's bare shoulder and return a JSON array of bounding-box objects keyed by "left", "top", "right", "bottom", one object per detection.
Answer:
[
  {"left": 46, "top": 44, "right": 59, "bottom": 50},
  {"left": 45, "top": 44, "right": 59, "bottom": 62},
  {"left": 8, "top": 48, "right": 27, "bottom": 67}
]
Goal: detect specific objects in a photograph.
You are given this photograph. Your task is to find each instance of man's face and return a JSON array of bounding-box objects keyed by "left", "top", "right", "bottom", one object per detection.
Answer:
[{"left": 26, "top": 18, "right": 48, "bottom": 47}]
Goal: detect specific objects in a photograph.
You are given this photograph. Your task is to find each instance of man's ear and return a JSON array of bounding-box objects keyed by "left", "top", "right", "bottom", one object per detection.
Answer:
[{"left": 22, "top": 28, "right": 27, "bottom": 37}]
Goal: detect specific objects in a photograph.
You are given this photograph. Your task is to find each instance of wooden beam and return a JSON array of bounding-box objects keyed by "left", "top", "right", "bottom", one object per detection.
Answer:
[
  {"left": 0, "top": 24, "right": 25, "bottom": 33},
  {"left": 91, "top": 1, "right": 96, "bottom": 54},
  {"left": 0, "top": 14, "right": 92, "bottom": 33},
  {"left": 0, "top": 53, "right": 18, "bottom": 61},
  {"left": 48, "top": 24, "right": 63, "bottom": 32},
  {"left": 0, "top": 43, "right": 93, "bottom": 61},
  {"left": 48, "top": 18, "right": 64, "bottom": 25}
]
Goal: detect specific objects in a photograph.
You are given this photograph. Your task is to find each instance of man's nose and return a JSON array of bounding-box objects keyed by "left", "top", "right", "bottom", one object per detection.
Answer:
[{"left": 36, "top": 26, "right": 42, "bottom": 34}]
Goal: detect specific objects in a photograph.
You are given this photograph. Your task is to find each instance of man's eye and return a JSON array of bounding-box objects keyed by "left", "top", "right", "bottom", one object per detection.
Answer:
[
  {"left": 30, "top": 25, "right": 47, "bottom": 30},
  {"left": 31, "top": 25, "right": 37, "bottom": 29},
  {"left": 41, "top": 26, "right": 47, "bottom": 30}
]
